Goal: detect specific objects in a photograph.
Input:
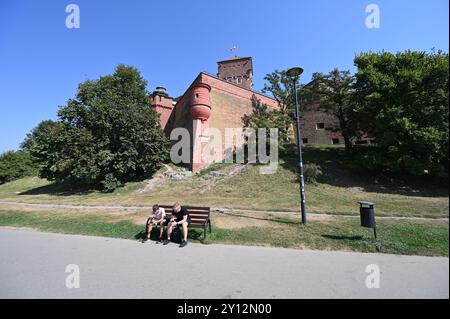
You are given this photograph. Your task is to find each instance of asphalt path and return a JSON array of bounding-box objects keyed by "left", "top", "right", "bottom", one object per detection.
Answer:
[{"left": 0, "top": 228, "right": 448, "bottom": 298}]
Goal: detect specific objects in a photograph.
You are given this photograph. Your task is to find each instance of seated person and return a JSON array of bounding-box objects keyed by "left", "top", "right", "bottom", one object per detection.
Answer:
[
  {"left": 143, "top": 204, "right": 167, "bottom": 243},
  {"left": 164, "top": 203, "right": 191, "bottom": 248}
]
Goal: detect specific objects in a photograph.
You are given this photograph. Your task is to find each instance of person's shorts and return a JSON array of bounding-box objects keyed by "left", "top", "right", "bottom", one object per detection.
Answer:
[{"left": 175, "top": 218, "right": 192, "bottom": 227}]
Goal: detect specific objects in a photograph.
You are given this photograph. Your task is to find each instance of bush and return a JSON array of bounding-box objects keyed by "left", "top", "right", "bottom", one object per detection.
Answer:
[
  {"left": 0, "top": 150, "right": 38, "bottom": 184},
  {"left": 303, "top": 163, "right": 323, "bottom": 183}
]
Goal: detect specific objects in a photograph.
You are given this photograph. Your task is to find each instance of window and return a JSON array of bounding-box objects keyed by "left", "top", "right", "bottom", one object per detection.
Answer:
[
  {"left": 302, "top": 138, "right": 308, "bottom": 144},
  {"left": 316, "top": 123, "right": 325, "bottom": 130},
  {"left": 332, "top": 138, "right": 340, "bottom": 145},
  {"left": 237, "top": 77, "right": 242, "bottom": 84}
]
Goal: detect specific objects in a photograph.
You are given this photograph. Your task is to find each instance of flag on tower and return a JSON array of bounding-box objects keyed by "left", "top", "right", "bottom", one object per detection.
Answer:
[{"left": 229, "top": 45, "right": 237, "bottom": 51}]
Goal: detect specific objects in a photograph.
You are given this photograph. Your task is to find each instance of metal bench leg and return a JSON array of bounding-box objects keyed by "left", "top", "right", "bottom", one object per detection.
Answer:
[{"left": 208, "top": 219, "right": 211, "bottom": 233}]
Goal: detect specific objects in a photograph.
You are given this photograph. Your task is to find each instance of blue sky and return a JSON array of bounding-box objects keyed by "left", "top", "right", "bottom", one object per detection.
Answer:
[{"left": 0, "top": 0, "right": 448, "bottom": 153}]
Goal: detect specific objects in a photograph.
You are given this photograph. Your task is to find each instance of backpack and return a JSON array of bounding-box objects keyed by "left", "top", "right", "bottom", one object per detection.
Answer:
[{"left": 171, "top": 225, "right": 182, "bottom": 244}]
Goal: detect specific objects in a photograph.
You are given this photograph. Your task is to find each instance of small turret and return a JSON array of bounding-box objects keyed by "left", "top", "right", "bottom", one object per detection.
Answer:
[{"left": 190, "top": 83, "right": 211, "bottom": 122}]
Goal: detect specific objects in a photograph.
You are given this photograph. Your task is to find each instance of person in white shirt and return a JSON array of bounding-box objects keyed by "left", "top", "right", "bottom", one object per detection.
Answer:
[{"left": 143, "top": 204, "right": 167, "bottom": 243}]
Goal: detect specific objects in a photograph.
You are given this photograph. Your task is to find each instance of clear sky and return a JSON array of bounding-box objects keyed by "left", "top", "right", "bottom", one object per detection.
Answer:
[{"left": 0, "top": 0, "right": 448, "bottom": 153}]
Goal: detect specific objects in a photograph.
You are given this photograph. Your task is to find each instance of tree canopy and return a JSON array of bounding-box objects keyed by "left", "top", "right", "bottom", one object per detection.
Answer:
[
  {"left": 305, "top": 69, "right": 357, "bottom": 150},
  {"left": 30, "top": 65, "right": 169, "bottom": 191},
  {"left": 353, "top": 50, "right": 449, "bottom": 177},
  {"left": 21, "top": 119, "right": 57, "bottom": 151}
]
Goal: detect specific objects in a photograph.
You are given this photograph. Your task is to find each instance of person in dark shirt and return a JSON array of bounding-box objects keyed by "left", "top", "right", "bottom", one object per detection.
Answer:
[{"left": 164, "top": 203, "right": 191, "bottom": 247}]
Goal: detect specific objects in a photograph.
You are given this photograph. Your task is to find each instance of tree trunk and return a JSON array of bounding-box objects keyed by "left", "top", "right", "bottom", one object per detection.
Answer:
[
  {"left": 337, "top": 107, "right": 352, "bottom": 152},
  {"left": 343, "top": 134, "right": 352, "bottom": 151}
]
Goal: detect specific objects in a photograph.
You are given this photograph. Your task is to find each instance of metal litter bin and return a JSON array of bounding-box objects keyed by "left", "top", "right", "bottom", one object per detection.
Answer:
[{"left": 358, "top": 201, "right": 375, "bottom": 228}]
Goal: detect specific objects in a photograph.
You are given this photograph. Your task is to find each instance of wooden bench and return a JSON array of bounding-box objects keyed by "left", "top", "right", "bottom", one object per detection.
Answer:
[{"left": 146, "top": 205, "right": 212, "bottom": 239}]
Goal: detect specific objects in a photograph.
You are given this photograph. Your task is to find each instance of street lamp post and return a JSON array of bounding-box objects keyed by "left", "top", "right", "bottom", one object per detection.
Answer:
[{"left": 287, "top": 67, "right": 307, "bottom": 224}]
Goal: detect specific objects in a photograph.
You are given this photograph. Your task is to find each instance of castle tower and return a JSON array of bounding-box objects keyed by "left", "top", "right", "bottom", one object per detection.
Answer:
[
  {"left": 150, "top": 86, "right": 174, "bottom": 133},
  {"left": 217, "top": 56, "right": 253, "bottom": 90}
]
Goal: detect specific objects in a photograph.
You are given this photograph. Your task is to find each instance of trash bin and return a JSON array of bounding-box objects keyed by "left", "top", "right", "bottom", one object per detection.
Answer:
[{"left": 358, "top": 201, "right": 375, "bottom": 228}]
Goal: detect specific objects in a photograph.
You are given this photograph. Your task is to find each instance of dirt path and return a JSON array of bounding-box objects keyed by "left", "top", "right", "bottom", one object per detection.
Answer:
[{"left": 0, "top": 200, "right": 448, "bottom": 222}]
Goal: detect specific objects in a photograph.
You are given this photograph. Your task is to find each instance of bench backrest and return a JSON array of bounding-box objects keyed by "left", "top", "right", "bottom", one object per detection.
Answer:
[{"left": 158, "top": 205, "right": 210, "bottom": 227}]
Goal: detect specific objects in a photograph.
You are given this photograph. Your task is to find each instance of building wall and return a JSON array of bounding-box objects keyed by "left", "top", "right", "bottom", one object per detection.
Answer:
[
  {"left": 299, "top": 100, "right": 374, "bottom": 146},
  {"left": 203, "top": 73, "right": 278, "bottom": 160},
  {"left": 300, "top": 103, "right": 343, "bottom": 145},
  {"left": 167, "top": 72, "right": 279, "bottom": 170},
  {"left": 166, "top": 88, "right": 197, "bottom": 165},
  {"left": 201, "top": 73, "right": 278, "bottom": 109}
]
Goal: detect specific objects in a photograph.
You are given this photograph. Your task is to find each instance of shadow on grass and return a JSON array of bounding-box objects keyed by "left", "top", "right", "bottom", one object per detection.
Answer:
[
  {"left": 19, "top": 182, "right": 95, "bottom": 196},
  {"left": 18, "top": 173, "right": 153, "bottom": 197},
  {"left": 280, "top": 144, "right": 449, "bottom": 198}
]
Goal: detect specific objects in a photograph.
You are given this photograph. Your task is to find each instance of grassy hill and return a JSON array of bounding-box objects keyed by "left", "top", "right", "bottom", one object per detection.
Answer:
[
  {"left": 0, "top": 145, "right": 448, "bottom": 256},
  {"left": 0, "top": 145, "right": 448, "bottom": 218}
]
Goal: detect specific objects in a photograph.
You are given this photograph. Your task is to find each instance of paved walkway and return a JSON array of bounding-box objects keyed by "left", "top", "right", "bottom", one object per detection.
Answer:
[{"left": 0, "top": 228, "right": 448, "bottom": 298}]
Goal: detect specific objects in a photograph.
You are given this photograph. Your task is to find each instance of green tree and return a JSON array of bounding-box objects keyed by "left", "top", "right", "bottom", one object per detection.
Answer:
[
  {"left": 242, "top": 70, "right": 300, "bottom": 150},
  {"left": 242, "top": 96, "right": 292, "bottom": 151},
  {"left": 21, "top": 119, "right": 57, "bottom": 151},
  {"left": 31, "top": 65, "right": 169, "bottom": 191},
  {"left": 0, "top": 150, "right": 38, "bottom": 184},
  {"left": 353, "top": 50, "right": 449, "bottom": 177},
  {"left": 305, "top": 69, "right": 357, "bottom": 151},
  {"left": 262, "top": 70, "right": 296, "bottom": 112}
]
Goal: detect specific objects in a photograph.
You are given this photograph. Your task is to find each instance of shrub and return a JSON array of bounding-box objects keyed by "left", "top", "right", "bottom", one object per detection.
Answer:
[
  {"left": 0, "top": 150, "right": 38, "bottom": 184},
  {"left": 303, "top": 163, "right": 323, "bottom": 183}
]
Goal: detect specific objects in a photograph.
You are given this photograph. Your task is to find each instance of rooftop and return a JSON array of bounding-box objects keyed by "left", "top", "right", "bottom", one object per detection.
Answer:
[{"left": 217, "top": 56, "right": 252, "bottom": 64}]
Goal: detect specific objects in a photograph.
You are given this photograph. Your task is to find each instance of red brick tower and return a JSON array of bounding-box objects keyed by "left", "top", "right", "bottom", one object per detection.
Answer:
[
  {"left": 150, "top": 86, "right": 174, "bottom": 134},
  {"left": 217, "top": 57, "right": 253, "bottom": 90}
]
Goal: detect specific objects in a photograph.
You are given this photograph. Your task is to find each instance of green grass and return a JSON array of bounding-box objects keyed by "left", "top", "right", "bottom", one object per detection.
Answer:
[
  {"left": 0, "top": 209, "right": 447, "bottom": 256},
  {"left": 0, "top": 176, "right": 144, "bottom": 203},
  {"left": 0, "top": 145, "right": 448, "bottom": 218},
  {"left": 195, "top": 162, "right": 234, "bottom": 177},
  {"left": 209, "top": 220, "right": 449, "bottom": 256}
]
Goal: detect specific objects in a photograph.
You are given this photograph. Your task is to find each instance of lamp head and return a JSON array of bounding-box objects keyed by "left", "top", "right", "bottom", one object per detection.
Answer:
[{"left": 286, "top": 67, "right": 304, "bottom": 81}]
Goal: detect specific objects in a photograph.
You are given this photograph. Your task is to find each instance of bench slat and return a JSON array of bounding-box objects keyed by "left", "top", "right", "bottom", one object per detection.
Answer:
[
  {"left": 189, "top": 224, "right": 207, "bottom": 228},
  {"left": 160, "top": 211, "right": 210, "bottom": 215},
  {"left": 165, "top": 213, "right": 209, "bottom": 217}
]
